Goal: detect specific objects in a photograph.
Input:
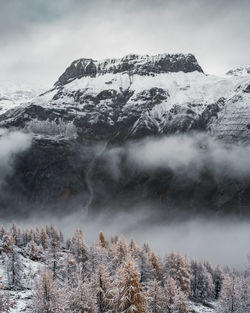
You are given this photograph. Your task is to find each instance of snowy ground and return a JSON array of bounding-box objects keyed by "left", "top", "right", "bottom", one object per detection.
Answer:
[{"left": 190, "top": 301, "right": 216, "bottom": 313}]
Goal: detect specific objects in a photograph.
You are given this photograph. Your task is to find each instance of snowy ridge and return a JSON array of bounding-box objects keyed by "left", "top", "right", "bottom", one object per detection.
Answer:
[
  {"left": 0, "top": 80, "right": 42, "bottom": 114},
  {"left": 55, "top": 53, "right": 203, "bottom": 86},
  {"left": 226, "top": 66, "right": 250, "bottom": 77},
  {"left": 1, "top": 53, "right": 250, "bottom": 143}
]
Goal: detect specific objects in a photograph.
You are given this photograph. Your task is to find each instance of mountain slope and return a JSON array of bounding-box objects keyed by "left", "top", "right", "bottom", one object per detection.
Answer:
[
  {"left": 0, "top": 81, "right": 41, "bottom": 115},
  {"left": 1, "top": 53, "right": 249, "bottom": 143},
  {"left": 1, "top": 53, "right": 250, "bottom": 216}
]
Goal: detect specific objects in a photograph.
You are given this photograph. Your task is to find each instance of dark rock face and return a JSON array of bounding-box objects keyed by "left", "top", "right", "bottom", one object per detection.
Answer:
[
  {"left": 243, "top": 84, "right": 250, "bottom": 93},
  {"left": 56, "top": 53, "right": 203, "bottom": 86},
  {"left": 1, "top": 53, "right": 250, "bottom": 218}
]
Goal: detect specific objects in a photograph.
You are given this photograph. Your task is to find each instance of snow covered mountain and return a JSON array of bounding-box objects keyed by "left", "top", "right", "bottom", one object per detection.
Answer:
[
  {"left": 0, "top": 81, "right": 41, "bottom": 115},
  {"left": 1, "top": 53, "right": 250, "bottom": 143},
  {"left": 1, "top": 53, "right": 250, "bottom": 216}
]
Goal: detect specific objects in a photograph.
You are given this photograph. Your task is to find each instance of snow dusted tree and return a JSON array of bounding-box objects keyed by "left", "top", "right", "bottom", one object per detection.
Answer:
[
  {"left": 2, "top": 233, "right": 14, "bottom": 254},
  {"left": 48, "top": 225, "right": 61, "bottom": 279},
  {"left": 149, "top": 252, "right": 162, "bottom": 282},
  {"left": 216, "top": 273, "right": 250, "bottom": 313},
  {"left": 164, "top": 252, "right": 191, "bottom": 295},
  {"left": 32, "top": 269, "right": 65, "bottom": 313},
  {"left": 114, "top": 236, "right": 129, "bottom": 266},
  {"left": 60, "top": 251, "right": 78, "bottom": 286},
  {"left": 213, "top": 265, "right": 224, "bottom": 300},
  {"left": 129, "top": 238, "right": 141, "bottom": 262},
  {"left": 108, "top": 236, "right": 129, "bottom": 274},
  {"left": 25, "top": 240, "right": 43, "bottom": 261},
  {"left": 113, "top": 257, "right": 148, "bottom": 313},
  {"left": 0, "top": 226, "right": 5, "bottom": 241},
  {"left": 190, "top": 259, "right": 214, "bottom": 302},
  {"left": 0, "top": 277, "right": 15, "bottom": 313},
  {"left": 93, "top": 264, "right": 112, "bottom": 313},
  {"left": 164, "top": 276, "right": 189, "bottom": 313},
  {"left": 145, "top": 279, "right": 166, "bottom": 313},
  {"left": 40, "top": 227, "right": 49, "bottom": 250},
  {"left": 139, "top": 245, "right": 154, "bottom": 284},
  {"left": 98, "top": 231, "right": 108, "bottom": 249},
  {"left": 67, "top": 273, "right": 96, "bottom": 313},
  {"left": 69, "top": 229, "right": 89, "bottom": 272},
  {"left": 4, "top": 235, "right": 23, "bottom": 289}
]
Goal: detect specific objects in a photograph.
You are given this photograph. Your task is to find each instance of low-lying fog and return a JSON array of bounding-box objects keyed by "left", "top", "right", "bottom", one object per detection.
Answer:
[
  {"left": 2, "top": 208, "right": 250, "bottom": 270},
  {"left": 1, "top": 129, "right": 250, "bottom": 270}
]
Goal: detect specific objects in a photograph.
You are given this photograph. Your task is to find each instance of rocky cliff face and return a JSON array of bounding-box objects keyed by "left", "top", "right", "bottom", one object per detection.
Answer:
[
  {"left": 1, "top": 53, "right": 250, "bottom": 217},
  {"left": 55, "top": 53, "right": 203, "bottom": 86}
]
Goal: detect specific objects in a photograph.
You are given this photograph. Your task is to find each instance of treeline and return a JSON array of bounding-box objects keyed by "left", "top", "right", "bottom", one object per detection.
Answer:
[{"left": 0, "top": 224, "right": 249, "bottom": 313}]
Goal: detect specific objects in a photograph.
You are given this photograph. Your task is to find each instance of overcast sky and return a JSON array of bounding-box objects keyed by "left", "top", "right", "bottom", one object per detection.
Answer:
[{"left": 0, "top": 0, "right": 249, "bottom": 88}]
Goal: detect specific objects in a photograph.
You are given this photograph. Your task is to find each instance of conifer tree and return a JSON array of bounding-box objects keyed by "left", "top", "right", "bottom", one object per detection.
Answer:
[
  {"left": 93, "top": 264, "right": 112, "bottom": 313},
  {"left": 0, "top": 277, "right": 15, "bottom": 313},
  {"left": 149, "top": 252, "right": 162, "bottom": 282},
  {"left": 32, "top": 269, "right": 65, "bottom": 313},
  {"left": 213, "top": 265, "right": 224, "bottom": 300},
  {"left": 4, "top": 235, "right": 23, "bottom": 289},
  {"left": 0, "top": 226, "right": 5, "bottom": 241},
  {"left": 165, "top": 252, "right": 191, "bottom": 295},
  {"left": 48, "top": 225, "right": 61, "bottom": 279},
  {"left": 113, "top": 257, "right": 148, "bottom": 313},
  {"left": 70, "top": 229, "right": 89, "bottom": 271},
  {"left": 40, "top": 227, "right": 49, "bottom": 250},
  {"left": 165, "top": 276, "right": 189, "bottom": 313},
  {"left": 129, "top": 238, "right": 141, "bottom": 261},
  {"left": 139, "top": 246, "right": 154, "bottom": 283},
  {"left": 98, "top": 231, "right": 108, "bottom": 249},
  {"left": 190, "top": 259, "right": 214, "bottom": 302},
  {"left": 25, "top": 240, "right": 43, "bottom": 261},
  {"left": 61, "top": 252, "right": 78, "bottom": 286},
  {"left": 216, "top": 273, "right": 250, "bottom": 313},
  {"left": 68, "top": 273, "right": 96, "bottom": 313},
  {"left": 146, "top": 279, "right": 166, "bottom": 313}
]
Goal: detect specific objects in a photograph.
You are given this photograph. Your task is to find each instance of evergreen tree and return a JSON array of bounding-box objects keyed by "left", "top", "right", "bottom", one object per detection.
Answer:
[
  {"left": 213, "top": 265, "right": 224, "bottom": 300},
  {"left": 149, "top": 252, "right": 162, "bottom": 282},
  {"left": 190, "top": 260, "right": 214, "bottom": 302},
  {"left": 165, "top": 276, "right": 189, "bottom": 313},
  {"left": 146, "top": 279, "right": 166, "bottom": 313},
  {"left": 0, "top": 277, "right": 15, "bottom": 313},
  {"left": 4, "top": 235, "right": 23, "bottom": 289},
  {"left": 113, "top": 257, "right": 148, "bottom": 313},
  {"left": 93, "top": 264, "right": 112, "bottom": 313},
  {"left": 70, "top": 229, "right": 89, "bottom": 271},
  {"left": 139, "top": 245, "right": 154, "bottom": 283},
  {"left": 164, "top": 252, "right": 191, "bottom": 295},
  {"left": 98, "top": 232, "right": 108, "bottom": 249},
  {"left": 68, "top": 273, "right": 96, "bottom": 313},
  {"left": 216, "top": 273, "right": 250, "bottom": 313},
  {"left": 32, "top": 269, "right": 65, "bottom": 313},
  {"left": 40, "top": 227, "right": 49, "bottom": 250},
  {"left": 48, "top": 225, "right": 61, "bottom": 279}
]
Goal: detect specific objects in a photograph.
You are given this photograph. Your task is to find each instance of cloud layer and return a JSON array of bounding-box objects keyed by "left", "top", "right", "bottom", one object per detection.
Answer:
[
  {"left": 0, "top": 129, "right": 32, "bottom": 189},
  {"left": 126, "top": 133, "right": 250, "bottom": 180}
]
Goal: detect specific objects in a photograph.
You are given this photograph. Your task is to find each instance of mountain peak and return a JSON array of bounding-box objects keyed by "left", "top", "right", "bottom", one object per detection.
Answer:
[
  {"left": 55, "top": 53, "right": 203, "bottom": 86},
  {"left": 226, "top": 66, "right": 250, "bottom": 77}
]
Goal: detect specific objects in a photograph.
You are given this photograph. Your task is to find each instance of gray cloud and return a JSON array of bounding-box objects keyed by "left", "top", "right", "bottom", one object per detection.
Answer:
[
  {"left": 0, "top": 129, "right": 32, "bottom": 189},
  {"left": 3, "top": 208, "right": 250, "bottom": 269},
  {"left": 126, "top": 133, "right": 250, "bottom": 180},
  {"left": 0, "top": 0, "right": 249, "bottom": 87}
]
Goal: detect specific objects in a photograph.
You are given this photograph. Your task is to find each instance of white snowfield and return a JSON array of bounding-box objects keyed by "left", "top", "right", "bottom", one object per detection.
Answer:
[
  {"left": 37, "top": 68, "right": 250, "bottom": 140},
  {"left": 1, "top": 64, "right": 250, "bottom": 142},
  {"left": 0, "top": 251, "right": 43, "bottom": 313},
  {"left": 0, "top": 80, "right": 42, "bottom": 114}
]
